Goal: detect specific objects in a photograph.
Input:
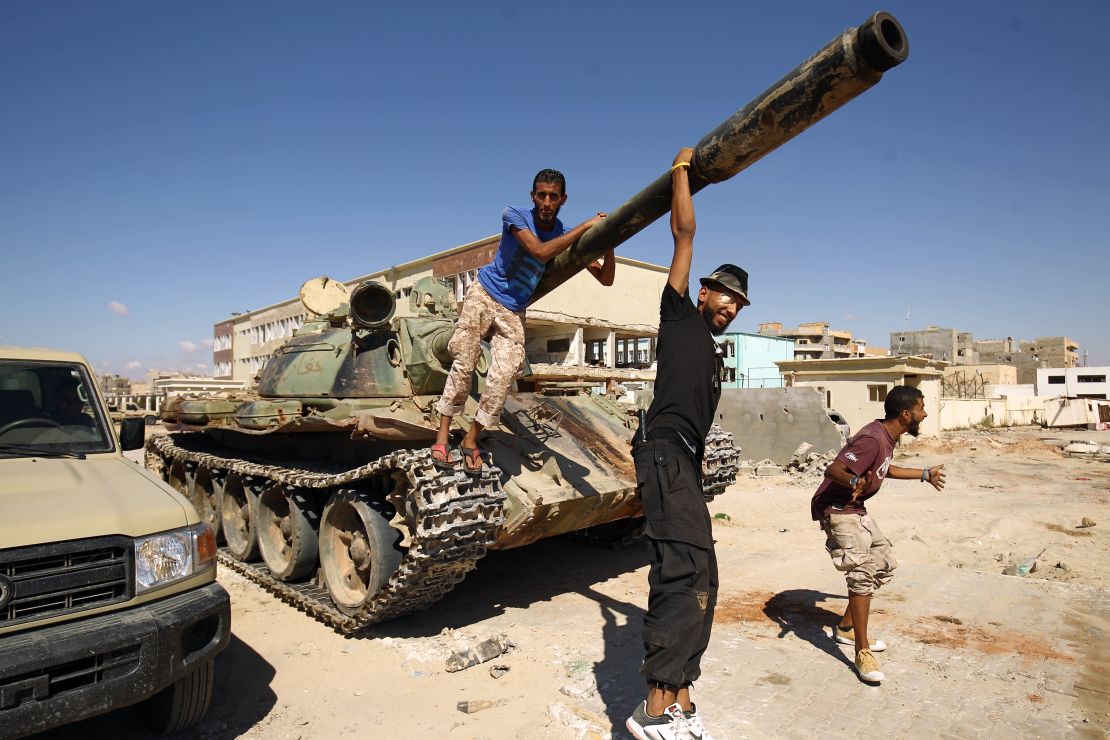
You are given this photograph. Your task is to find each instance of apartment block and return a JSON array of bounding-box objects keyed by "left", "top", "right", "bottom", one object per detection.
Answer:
[
  {"left": 758, "top": 321, "right": 876, "bottom": 362},
  {"left": 890, "top": 326, "right": 977, "bottom": 364}
]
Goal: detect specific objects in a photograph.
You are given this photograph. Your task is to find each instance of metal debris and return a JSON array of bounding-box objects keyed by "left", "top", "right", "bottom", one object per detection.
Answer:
[{"left": 445, "top": 634, "right": 514, "bottom": 673}]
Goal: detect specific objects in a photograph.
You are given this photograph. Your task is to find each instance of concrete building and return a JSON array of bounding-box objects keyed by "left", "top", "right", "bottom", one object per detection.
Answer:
[
  {"left": 973, "top": 336, "right": 1081, "bottom": 385},
  {"left": 153, "top": 376, "right": 247, "bottom": 397},
  {"left": 214, "top": 235, "right": 669, "bottom": 391},
  {"left": 973, "top": 337, "right": 1047, "bottom": 385},
  {"left": 719, "top": 332, "right": 794, "bottom": 389},
  {"left": 941, "top": 364, "right": 1018, "bottom": 398},
  {"left": 757, "top": 321, "right": 878, "bottom": 362},
  {"left": 777, "top": 355, "right": 946, "bottom": 438},
  {"left": 98, "top": 373, "right": 131, "bottom": 396},
  {"left": 1036, "top": 367, "right": 1110, "bottom": 400},
  {"left": 890, "top": 326, "right": 977, "bottom": 364},
  {"left": 1021, "top": 336, "right": 1080, "bottom": 369}
]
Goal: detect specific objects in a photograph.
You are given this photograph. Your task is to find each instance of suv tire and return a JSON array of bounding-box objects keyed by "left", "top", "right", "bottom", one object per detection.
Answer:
[{"left": 136, "top": 659, "right": 215, "bottom": 735}]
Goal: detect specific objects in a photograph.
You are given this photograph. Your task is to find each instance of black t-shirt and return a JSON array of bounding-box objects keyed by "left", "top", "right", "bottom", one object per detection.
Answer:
[{"left": 645, "top": 283, "right": 722, "bottom": 459}]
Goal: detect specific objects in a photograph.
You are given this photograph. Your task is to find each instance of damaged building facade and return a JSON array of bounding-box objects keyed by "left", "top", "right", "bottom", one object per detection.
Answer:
[
  {"left": 890, "top": 325, "right": 977, "bottom": 364},
  {"left": 212, "top": 235, "right": 670, "bottom": 392},
  {"left": 758, "top": 321, "right": 885, "bottom": 361},
  {"left": 893, "top": 328, "right": 1083, "bottom": 385}
]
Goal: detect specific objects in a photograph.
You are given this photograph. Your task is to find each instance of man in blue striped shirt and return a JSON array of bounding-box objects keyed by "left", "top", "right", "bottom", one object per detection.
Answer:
[{"left": 432, "top": 169, "right": 611, "bottom": 474}]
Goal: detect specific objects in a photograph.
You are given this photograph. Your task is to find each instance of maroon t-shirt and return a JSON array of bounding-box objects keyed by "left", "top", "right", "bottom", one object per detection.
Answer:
[{"left": 810, "top": 419, "right": 896, "bottom": 520}]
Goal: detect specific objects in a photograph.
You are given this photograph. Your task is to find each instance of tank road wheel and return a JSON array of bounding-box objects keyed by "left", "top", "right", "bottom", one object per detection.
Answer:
[
  {"left": 257, "top": 484, "right": 319, "bottom": 581},
  {"left": 221, "top": 474, "right": 261, "bottom": 562},
  {"left": 166, "top": 459, "right": 195, "bottom": 498},
  {"left": 319, "top": 490, "right": 403, "bottom": 616},
  {"left": 190, "top": 465, "right": 224, "bottom": 542}
]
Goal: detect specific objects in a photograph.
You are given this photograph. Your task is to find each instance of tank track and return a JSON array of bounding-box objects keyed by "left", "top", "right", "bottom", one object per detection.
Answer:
[
  {"left": 147, "top": 433, "right": 505, "bottom": 634},
  {"left": 702, "top": 424, "right": 741, "bottom": 501}
]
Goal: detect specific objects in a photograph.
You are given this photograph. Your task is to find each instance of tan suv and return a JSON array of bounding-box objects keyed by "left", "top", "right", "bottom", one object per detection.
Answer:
[{"left": 0, "top": 347, "right": 230, "bottom": 737}]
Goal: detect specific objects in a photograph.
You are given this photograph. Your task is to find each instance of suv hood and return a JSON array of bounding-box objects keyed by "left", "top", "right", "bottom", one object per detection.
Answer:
[{"left": 0, "top": 457, "right": 191, "bottom": 547}]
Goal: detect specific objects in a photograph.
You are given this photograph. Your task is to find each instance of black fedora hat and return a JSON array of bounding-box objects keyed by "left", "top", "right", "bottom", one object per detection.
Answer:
[{"left": 699, "top": 264, "right": 750, "bottom": 305}]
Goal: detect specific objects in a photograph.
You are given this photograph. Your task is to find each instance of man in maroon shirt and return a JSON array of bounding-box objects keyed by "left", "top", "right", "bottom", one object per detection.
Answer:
[{"left": 811, "top": 385, "right": 946, "bottom": 683}]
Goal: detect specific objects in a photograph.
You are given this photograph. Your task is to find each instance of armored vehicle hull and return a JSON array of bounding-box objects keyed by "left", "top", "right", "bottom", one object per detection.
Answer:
[{"left": 150, "top": 379, "right": 738, "bottom": 633}]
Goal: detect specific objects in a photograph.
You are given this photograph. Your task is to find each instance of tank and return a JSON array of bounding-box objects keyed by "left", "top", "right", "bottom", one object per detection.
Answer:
[{"left": 146, "top": 11, "right": 908, "bottom": 634}]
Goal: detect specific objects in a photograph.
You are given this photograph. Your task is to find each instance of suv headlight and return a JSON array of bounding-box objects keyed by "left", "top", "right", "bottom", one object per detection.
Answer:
[{"left": 134, "top": 523, "right": 217, "bottom": 594}]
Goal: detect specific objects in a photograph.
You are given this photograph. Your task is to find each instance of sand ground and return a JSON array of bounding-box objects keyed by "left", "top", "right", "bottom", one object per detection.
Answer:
[{"left": 40, "top": 426, "right": 1110, "bottom": 739}]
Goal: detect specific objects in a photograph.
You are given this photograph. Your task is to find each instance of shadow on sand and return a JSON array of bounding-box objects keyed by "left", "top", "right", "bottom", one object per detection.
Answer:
[
  {"left": 763, "top": 588, "right": 853, "bottom": 671},
  {"left": 369, "top": 535, "right": 649, "bottom": 639}
]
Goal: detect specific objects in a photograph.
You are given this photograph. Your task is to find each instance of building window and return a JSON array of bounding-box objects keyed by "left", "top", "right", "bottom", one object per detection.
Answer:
[
  {"left": 453, "top": 269, "right": 479, "bottom": 302},
  {"left": 1047, "top": 375, "right": 1065, "bottom": 384},
  {"left": 1077, "top": 375, "right": 1106, "bottom": 383},
  {"left": 547, "top": 338, "right": 571, "bottom": 353},
  {"left": 585, "top": 339, "right": 607, "bottom": 365},
  {"left": 868, "top": 384, "right": 888, "bottom": 402}
]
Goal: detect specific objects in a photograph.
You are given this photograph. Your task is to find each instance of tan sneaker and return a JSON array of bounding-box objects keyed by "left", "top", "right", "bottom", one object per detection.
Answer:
[
  {"left": 855, "top": 648, "right": 885, "bottom": 683},
  {"left": 835, "top": 624, "right": 887, "bottom": 651}
]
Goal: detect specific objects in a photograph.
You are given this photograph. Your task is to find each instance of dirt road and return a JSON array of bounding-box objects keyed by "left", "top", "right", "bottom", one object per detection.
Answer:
[{"left": 42, "top": 427, "right": 1110, "bottom": 738}]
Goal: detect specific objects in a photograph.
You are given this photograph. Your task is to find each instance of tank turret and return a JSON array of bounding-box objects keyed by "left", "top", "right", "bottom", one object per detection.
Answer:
[{"left": 148, "top": 11, "right": 909, "bottom": 635}]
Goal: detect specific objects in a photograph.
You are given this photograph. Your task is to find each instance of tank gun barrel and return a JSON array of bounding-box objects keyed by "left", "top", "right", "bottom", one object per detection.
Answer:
[{"left": 532, "top": 11, "right": 908, "bottom": 302}]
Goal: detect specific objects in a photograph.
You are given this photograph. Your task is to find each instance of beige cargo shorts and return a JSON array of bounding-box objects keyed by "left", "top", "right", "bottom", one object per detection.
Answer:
[{"left": 821, "top": 511, "right": 897, "bottom": 596}]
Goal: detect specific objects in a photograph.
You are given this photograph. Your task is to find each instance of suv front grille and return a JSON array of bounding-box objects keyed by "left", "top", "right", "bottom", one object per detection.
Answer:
[
  {"left": 0, "top": 537, "right": 132, "bottom": 628},
  {"left": 0, "top": 645, "right": 142, "bottom": 710}
]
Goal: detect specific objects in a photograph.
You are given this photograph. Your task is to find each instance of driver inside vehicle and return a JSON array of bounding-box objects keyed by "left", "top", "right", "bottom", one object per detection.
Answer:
[{"left": 47, "top": 377, "right": 95, "bottom": 427}]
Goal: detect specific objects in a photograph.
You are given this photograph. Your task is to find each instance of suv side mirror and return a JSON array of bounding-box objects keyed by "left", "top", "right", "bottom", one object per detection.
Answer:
[{"left": 119, "top": 417, "right": 145, "bottom": 451}]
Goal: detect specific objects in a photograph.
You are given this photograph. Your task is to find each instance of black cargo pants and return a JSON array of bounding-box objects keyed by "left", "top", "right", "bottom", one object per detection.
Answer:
[{"left": 633, "top": 439, "right": 718, "bottom": 688}]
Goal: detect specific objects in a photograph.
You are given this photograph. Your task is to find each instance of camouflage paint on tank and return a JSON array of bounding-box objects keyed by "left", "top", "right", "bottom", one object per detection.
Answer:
[
  {"left": 484, "top": 392, "right": 643, "bottom": 549},
  {"left": 257, "top": 327, "right": 410, "bottom": 398}
]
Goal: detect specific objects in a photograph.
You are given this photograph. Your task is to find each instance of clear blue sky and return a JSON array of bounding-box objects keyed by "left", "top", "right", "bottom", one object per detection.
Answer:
[{"left": 2, "top": 0, "right": 1108, "bottom": 376}]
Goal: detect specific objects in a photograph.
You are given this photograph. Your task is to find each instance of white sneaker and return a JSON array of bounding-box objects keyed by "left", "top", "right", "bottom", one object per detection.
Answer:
[
  {"left": 626, "top": 701, "right": 692, "bottom": 740},
  {"left": 855, "top": 648, "right": 885, "bottom": 683},
  {"left": 683, "top": 703, "right": 715, "bottom": 740},
  {"left": 834, "top": 624, "right": 887, "bottom": 652}
]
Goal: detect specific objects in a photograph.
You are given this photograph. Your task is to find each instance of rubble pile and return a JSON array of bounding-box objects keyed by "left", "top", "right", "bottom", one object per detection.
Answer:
[
  {"left": 785, "top": 447, "right": 838, "bottom": 480},
  {"left": 741, "top": 442, "right": 839, "bottom": 482}
]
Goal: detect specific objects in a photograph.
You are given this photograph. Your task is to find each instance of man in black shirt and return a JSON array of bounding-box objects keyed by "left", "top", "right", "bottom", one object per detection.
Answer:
[{"left": 625, "top": 148, "right": 749, "bottom": 740}]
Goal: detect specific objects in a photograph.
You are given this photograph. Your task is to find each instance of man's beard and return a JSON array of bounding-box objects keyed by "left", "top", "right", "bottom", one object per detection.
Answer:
[
  {"left": 702, "top": 307, "right": 728, "bottom": 336},
  {"left": 907, "top": 417, "right": 921, "bottom": 437}
]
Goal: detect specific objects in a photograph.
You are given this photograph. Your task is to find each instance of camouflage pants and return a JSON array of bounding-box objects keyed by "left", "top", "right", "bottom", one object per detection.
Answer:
[{"left": 435, "top": 281, "right": 526, "bottom": 428}]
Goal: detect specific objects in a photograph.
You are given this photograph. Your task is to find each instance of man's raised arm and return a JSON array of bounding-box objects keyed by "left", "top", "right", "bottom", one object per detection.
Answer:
[
  {"left": 667, "top": 147, "right": 696, "bottom": 294},
  {"left": 513, "top": 212, "right": 607, "bottom": 263},
  {"left": 586, "top": 250, "right": 616, "bottom": 286}
]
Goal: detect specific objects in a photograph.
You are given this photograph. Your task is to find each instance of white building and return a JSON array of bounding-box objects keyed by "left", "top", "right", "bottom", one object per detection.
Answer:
[
  {"left": 1036, "top": 367, "right": 1109, "bottom": 400},
  {"left": 154, "top": 376, "right": 247, "bottom": 398}
]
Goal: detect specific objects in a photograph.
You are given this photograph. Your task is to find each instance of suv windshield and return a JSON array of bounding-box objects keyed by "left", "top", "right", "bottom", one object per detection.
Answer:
[{"left": 0, "top": 360, "right": 114, "bottom": 456}]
